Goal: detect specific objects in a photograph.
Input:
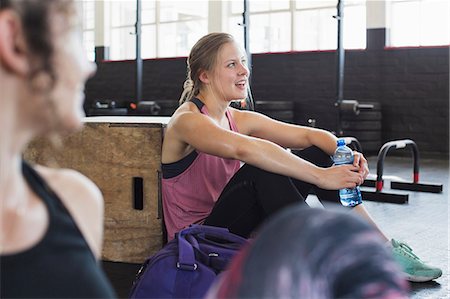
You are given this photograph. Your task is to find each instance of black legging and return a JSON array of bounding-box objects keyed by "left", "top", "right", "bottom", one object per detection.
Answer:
[{"left": 204, "top": 146, "right": 342, "bottom": 238}]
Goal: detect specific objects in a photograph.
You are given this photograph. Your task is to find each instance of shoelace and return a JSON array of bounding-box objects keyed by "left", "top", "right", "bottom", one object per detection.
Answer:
[{"left": 396, "top": 241, "right": 420, "bottom": 261}]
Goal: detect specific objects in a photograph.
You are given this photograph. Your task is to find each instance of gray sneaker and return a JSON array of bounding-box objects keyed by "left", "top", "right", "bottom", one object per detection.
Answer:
[{"left": 391, "top": 239, "right": 442, "bottom": 282}]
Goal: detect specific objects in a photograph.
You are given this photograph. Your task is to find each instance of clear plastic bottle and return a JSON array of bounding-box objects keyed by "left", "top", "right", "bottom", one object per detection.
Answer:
[{"left": 332, "top": 139, "right": 362, "bottom": 207}]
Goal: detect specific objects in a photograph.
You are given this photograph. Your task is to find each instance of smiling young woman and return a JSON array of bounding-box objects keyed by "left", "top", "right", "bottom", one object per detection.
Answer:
[
  {"left": 160, "top": 32, "right": 442, "bottom": 284},
  {"left": 161, "top": 32, "right": 368, "bottom": 241}
]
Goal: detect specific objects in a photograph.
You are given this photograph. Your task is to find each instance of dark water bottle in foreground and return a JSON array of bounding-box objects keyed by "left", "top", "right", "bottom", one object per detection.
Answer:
[{"left": 333, "top": 139, "right": 362, "bottom": 207}]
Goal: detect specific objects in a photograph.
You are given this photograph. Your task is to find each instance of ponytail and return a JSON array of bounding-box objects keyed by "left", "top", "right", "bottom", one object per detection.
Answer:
[{"left": 179, "top": 78, "right": 194, "bottom": 105}]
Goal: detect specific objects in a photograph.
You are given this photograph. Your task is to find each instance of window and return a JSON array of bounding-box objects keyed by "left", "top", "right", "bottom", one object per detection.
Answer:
[
  {"left": 294, "top": 5, "right": 337, "bottom": 51},
  {"left": 80, "top": 0, "right": 95, "bottom": 61},
  {"left": 108, "top": 0, "right": 207, "bottom": 60},
  {"left": 389, "top": 0, "right": 450, "bottom": 47},
  {"left": 228, "top": 1, "right": 292, "bottom": 53},
  {"left": 80, "top": 0, "right": 368, "bottom": 60},
  {"left": 110, "top": 1, "right": 138, "bottom": 60},
  {"left": 228, "top": 0, "right": 366, "bottom": 54},
  {"left": 295, "top": 0, "right": 366, "bottom": 51},
  {"left": 156, "top": 1, "right": 207, "bottom": 57}
]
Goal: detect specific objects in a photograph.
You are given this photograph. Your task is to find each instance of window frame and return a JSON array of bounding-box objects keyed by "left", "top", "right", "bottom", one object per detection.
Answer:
[
  {"left": 227, "top": 0, "right": 367, "bottom": 54},
  {"left": 108, "top": 0, "right": 208, "bottom": 60},
  {"left": 388, "top": 0, "right": 450, "bottom": 48}
]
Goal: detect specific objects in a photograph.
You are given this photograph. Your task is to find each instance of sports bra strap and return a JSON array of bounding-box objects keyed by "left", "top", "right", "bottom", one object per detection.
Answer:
[{"left": 190, "top": 98, "right": 204, "bottom": 111}]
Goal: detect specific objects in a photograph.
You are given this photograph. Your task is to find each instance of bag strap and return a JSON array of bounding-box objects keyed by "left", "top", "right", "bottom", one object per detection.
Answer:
[
  {"left": 177, "top": 231, "right": 198, "bottom": 271},
  {"left": 174, "top": 225, "right": 247, "bottom": 297},
  {"left": 177, "top": 225, "right": 228, "bottom": 270},
  {"left": 174, "top": 229, "right": 197, "bottom": 298},
  {"left": 175, "top": 225, "right": 225, "bottom": 297},
  {"left": 177, "top": 225, "right": 247, "bottom": 269}
]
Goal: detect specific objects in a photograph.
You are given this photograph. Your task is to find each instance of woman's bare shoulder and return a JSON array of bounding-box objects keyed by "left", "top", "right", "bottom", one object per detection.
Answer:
[
  {"left": 35, "top": 165, "right": 102, "bottom": 206},
  {"left": 34, "top": 165, "right": 104, "bottom": 257}
]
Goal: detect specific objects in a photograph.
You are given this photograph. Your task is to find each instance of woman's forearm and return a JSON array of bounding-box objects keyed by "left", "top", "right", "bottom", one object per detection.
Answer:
[
  {"left": 236, "top": 137, "right": 324, "bottom": 185},
  {"left": 303, "top": 128, "right": 338, "bottom": 156}
]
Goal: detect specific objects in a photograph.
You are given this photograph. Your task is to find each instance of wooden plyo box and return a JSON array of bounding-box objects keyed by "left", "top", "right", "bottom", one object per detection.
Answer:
[{"left": 24, "top": 116, "right": 171, "bottom": 263}]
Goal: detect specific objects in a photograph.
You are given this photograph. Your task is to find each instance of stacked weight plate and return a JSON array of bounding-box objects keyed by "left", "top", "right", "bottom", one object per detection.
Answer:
[
  {"left": 341, "top": 101, "right": 382, "bottom": 154},
  {"left": 255, "top": 101, "right": 295, "bottom": 123}
]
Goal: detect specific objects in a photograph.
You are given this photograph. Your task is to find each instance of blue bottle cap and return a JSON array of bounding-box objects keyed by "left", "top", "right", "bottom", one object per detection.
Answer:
[{"left": 337, "top": 139, "right": 346, "bottom": 146}]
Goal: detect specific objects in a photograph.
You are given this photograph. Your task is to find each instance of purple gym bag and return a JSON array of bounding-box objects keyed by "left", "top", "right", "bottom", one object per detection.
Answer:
[{"left": 129, "top": 224, "right": 248, "bottom": 299}]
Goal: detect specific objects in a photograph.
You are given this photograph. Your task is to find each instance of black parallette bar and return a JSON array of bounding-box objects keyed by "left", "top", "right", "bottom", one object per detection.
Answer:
[
  {"left": 391, "top": 181, "right": 443, "bottom": 193},
  {"left": 362, "top": 191, "right": 408, "bottom": 204},
  {"left": 133, "top": 177, "right": 144, "bottom": 210},
  {"left": 362, "top": 179, "right": 377, "bottom": 188}
]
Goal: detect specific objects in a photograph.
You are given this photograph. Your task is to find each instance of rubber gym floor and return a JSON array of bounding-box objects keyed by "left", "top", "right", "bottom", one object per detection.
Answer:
[
  {"left": 103, "top": 155, "right": 449, "bottom": 299},
  {"left": 363, "top": 156, "right": 449, "bottom": 299},
  {"left": 307, "top": 155, "right": 448, "bottom": 299}
]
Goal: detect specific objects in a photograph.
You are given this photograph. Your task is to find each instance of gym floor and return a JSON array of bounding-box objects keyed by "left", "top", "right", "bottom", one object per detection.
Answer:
[
  {"left": 103, "top": 155, "right": 449, "bottom": 299},
  {"left": 362, "top": 155, "right": 449, "bottom": 299}
]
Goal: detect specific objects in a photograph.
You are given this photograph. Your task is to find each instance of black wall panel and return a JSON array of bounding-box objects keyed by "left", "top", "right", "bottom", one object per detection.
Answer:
[{"left": 85, "top": 46, "right": 449, "bottom": 157}]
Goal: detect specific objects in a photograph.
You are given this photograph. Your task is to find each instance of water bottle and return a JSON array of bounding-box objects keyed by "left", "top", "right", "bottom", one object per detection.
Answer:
[{"left": 332, "top": 139, "right": 362, "bottom": 207}]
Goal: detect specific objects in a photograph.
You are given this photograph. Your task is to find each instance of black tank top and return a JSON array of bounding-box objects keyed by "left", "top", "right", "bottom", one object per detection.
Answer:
[{"left": 0, "top": 161, "right": 116, "bottom": 298}]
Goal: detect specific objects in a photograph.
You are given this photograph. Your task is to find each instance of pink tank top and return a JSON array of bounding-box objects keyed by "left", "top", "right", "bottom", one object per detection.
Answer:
[{"left": 162, "top": 99, "right": 241, "bottom": 240}]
